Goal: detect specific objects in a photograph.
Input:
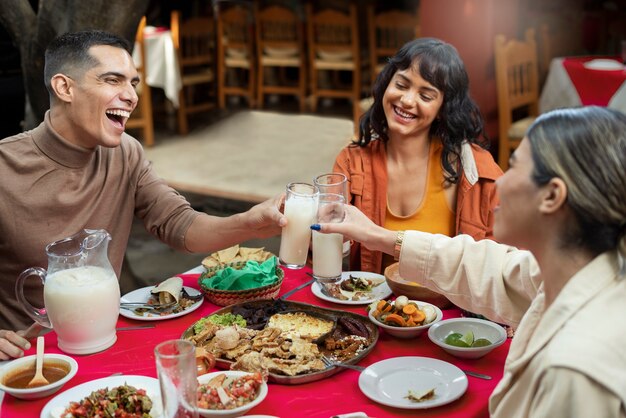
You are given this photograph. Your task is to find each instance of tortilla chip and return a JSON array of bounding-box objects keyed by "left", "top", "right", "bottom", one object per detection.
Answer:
[
  {"left": 239, "top": 247, "right": 263, "bottom": 257},
  {"left": 201, "top": 246, "right": 274, "bottom": 270},
  {"left": 217, "top": 245, "right": 240, "bottom": 263}
]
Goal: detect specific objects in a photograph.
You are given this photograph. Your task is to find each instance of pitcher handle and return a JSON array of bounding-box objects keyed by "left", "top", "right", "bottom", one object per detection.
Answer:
[{"left": 15, "top": 267, "right": 52, "bottom": 328}]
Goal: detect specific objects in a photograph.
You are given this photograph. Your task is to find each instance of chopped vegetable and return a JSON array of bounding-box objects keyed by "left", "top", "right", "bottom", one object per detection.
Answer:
[
  {"left": 383, "top": 313, "right": 406, "bottom": 327},
  {"left": 394, "top": 295, "right": 409, "bottom": 310},
  {"left": 63, "top": 384, "right": 152, "bottom": 417},
  {"left": 402, "top": 304, "right": 417, "bottom": 315},
  {"left": 194, "top": 313, "right": 247, "bottom": 333}
]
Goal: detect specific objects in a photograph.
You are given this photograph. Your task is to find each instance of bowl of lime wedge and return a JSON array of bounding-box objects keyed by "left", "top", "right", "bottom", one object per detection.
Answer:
[{"left": 428, "top": 317, "right": 507, "bottom": 359}]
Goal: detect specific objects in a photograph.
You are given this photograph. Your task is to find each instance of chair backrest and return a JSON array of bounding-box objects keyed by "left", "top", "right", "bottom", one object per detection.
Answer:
[
  {"left": 367, "top": 6, "right": 419, "bottom": 84},
  {"left": 171, "top": 11, "right": 215, "bottom": 71},
  {"left": 255, "top": 4, "right": 303, "bottom": 53},
  {"left": 306, "top": 4, "right": 359, "bottom": 61},
  {"left": 494, "top": 28, "right": 539, "bottom": 124},
  {"left": 217, "top": 4, "right": 255, "bottom": 55},
  {"left": 126, "top": 16, "right": 154, "bottom": 146}
]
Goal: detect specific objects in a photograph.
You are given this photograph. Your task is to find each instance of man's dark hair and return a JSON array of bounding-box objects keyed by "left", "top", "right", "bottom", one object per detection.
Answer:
[{"left": 44, "top": 30, "right": 131, "bottom": 95}]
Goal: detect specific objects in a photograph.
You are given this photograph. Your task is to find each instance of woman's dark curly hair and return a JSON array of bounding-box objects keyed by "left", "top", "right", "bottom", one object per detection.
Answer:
[{"left": 357, "top": 37, "right": 489, "bottom": 184}]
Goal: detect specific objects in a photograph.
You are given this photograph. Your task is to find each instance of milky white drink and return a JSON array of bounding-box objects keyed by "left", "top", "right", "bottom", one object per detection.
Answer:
[
  {"left": 44, "top": 266, "right": 120, "bottom": 354},
  {"left": 279, "top": 189, "right": 318, "bottom": 268},
  {"left": 312, "top": 230, "right": 343, "bottom": 281}
]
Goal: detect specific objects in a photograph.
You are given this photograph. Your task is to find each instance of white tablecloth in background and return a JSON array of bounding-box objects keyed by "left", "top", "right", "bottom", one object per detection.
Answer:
[{"left": 133, "top": 27, "right": 182, "bottom": 108}]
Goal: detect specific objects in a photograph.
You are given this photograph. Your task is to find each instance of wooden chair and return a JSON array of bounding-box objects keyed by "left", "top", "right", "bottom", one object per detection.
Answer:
[
  {"left": 355, "top": 5, "right": 420, "bottom": 132},
  {"left": 367, "top": 5, "right": 420, "bottom": 85},
  {"left": 494, "top": 28, "right": 539, "bottom": 170},
  {"left": 306, "top": 3, "right": 361, "bottom": 114},
  {"left": 126, "top": 16, "right": 154, "bottom": 146},
  {"left": 254, "top": 4, "right": 307, "bottom": 112},
  {"left": 171, "top": 10, "right": 216, "bottom": 135},
  {"left": 216, "top": 4, "right": 256, "bottom": 109}
]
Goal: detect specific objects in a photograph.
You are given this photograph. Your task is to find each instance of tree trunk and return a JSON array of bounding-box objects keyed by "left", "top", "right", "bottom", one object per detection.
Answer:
[{"left": 0, "top": 0, "right": 150, "bottom": 129}]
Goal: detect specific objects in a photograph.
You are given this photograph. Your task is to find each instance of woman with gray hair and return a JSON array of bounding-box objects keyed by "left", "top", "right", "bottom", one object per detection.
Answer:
[{"left": 313, "top": 106, "right": 626, "bottom": 417}]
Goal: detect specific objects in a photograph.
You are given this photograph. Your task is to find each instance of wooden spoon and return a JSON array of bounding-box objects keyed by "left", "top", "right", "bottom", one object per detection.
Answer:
[{"left": 27, "top": 336, "right": 50, "bottom": 388}]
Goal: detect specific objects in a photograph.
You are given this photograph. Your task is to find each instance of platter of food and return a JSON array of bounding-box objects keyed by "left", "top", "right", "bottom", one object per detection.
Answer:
[
  {"left": 119, "top": 277, "right": 203, "bottom": 321},
  {"left": 41, "top": 375, "right": 162, "bottom": 418},
  {"left": 311, "top": 272, "right": 392, "bottom": 305},
  {"left": 182, "top": 299, "right": 378, "bottom": 385},
  {"left": 358, "top": 357, "right": 468, "bottom": 409}
]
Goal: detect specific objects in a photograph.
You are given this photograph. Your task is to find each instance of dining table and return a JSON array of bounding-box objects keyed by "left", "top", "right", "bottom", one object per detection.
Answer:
[
  {"left": 539, "top": 56, "right": 626, "bottom": 114},
  {"left": 1, "top": 266, "right": 510, "bottom": 418},
  {"left": 133, "top": 26, "right": 182, "bottom": 108}
]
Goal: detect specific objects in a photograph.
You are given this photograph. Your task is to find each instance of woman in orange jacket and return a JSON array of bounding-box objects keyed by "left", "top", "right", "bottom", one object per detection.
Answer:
[{"left": 334, "top": 38, "right": 502, "bottom": 274}]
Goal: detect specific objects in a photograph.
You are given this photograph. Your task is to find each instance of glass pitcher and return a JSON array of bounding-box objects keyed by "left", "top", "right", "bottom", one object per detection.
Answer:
[{"left": 15, "top": 229, "right": 120, "bottom": 355}]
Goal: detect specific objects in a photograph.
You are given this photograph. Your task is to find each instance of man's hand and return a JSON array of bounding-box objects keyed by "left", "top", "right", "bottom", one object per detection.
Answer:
[
  {"left": 0, "top": 323, "right": 42, "bottom": 360},
  {"left": 244, "top": 193, "right": 287, "bottom": 239}
]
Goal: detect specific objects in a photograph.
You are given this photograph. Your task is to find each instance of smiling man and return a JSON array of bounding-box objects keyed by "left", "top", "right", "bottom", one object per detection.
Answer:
[{"left": 0, "top": 30, "right": 286, "bottom": 358}]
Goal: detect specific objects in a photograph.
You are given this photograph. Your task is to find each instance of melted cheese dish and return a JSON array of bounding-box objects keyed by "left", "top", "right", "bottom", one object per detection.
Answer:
[{"left": 267, "top": 312, "right": 334, "bottom": 341}]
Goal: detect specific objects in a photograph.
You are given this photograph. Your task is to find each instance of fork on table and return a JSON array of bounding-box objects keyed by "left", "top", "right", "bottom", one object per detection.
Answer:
[
  {"left": 321, "top": 355, "right": 365, "bottom": 372},
  {"left": 119, "top": 301, "right": 178, "bottom": 311}
]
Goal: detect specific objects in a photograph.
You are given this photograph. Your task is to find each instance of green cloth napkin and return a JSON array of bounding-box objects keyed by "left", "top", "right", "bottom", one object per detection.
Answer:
[{"left": 201, "top": 256, "right": 279, "bottom": 290}]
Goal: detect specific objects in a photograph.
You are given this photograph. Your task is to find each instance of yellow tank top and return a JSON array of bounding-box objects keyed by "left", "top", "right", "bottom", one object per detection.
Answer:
[{"left": 382, "top": 140, "right": 455, "bottom": 270}]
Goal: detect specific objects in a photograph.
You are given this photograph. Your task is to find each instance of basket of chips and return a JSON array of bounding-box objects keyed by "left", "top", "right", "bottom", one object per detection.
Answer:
[{"left": 199, "top": 245, "right": 283, "bottom": 306}]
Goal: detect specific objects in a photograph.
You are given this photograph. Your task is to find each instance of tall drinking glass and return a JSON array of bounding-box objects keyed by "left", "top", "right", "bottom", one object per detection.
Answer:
[
  {"left": 314, "top": 173, "right": 350, "bottom": 256},
  {"left": 155, "top": 339, "right": 199, "bottom": 418},
  {"left": 279, "top": 182, "right": 319, "bottom": 269},
  {"left": 312, "top": 193, "right": 345, "bottom": 283}
]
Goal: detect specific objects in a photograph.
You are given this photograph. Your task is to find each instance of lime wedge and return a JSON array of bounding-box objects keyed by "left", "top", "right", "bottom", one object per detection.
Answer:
[
  {"left": 444, "top": 332, "right": 471, "bottom": 347},
  {"left": 459, "top": 331, "right": 474, "bottom": 347},
  {"left": 444, "top": 332, "right": 463, "bottom": 345},
  {"left": 446, "top": 338, "right": 470, "bottom": 348},
  {"left": 472, "top": 338, "right": 492, "bottom": 347}
]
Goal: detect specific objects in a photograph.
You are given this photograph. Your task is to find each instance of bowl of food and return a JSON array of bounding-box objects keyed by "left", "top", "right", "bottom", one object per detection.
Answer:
[
  {"left": 197, "top": 370, "right": 268, "bottom": 418},
  {"left": 384, "top": 263, "right": 452, "bottom": 308},
  {"left": 428, "top": 317, "right": 507, "bottom": 359},
  {"left": 367, "top": 296, "right": 442, "bottom": 339},
  {"left": 0, "top": 353, "right": 78, "bottom": 400}
]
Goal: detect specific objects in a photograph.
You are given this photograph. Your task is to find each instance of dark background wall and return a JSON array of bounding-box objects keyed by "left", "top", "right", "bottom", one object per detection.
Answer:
[{"left": 0, "top": 25, "right": 25, "bottom": 138}]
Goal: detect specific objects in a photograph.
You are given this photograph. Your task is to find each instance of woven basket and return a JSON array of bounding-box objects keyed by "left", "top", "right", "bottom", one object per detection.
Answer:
[{"left": 198, "top": 264, "right": 284, "bottom": 307}]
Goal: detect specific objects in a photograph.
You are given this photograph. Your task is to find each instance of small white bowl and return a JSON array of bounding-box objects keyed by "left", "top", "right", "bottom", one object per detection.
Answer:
[
  {"left": 368, "top": 300, "right": 443, "bottom": 339},
  {"left": 428, "top": 317, "right": 507, "bottom": 359},
  {"left": 0, "top": 353, "right": 78, "bottom": 400},
  {"left": 197, "top": 370, "right": 268, "bottom": 418}
]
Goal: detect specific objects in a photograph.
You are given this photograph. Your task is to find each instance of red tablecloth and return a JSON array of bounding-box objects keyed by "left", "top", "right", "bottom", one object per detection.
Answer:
[
  {"left": 562, "top": 56, "right": 626, "bottom": 105},
  {"left": 1, "top": 268, "right": 510, "bottom": 417}
]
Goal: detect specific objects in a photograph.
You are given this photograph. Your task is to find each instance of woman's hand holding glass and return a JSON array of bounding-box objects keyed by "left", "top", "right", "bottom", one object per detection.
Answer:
[{"left": 311, "top": 205, "right": 396, "bottom": 257}]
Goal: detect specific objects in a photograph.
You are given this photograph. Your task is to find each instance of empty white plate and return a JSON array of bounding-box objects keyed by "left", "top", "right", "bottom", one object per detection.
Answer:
[{"left": 583, "top": 58, "right": 624, "bottom": 71}]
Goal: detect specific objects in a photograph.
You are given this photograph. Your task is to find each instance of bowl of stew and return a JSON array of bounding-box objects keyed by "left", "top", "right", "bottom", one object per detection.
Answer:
[{"left": 0, "top": 353, "right": 78, "bottom": 400}]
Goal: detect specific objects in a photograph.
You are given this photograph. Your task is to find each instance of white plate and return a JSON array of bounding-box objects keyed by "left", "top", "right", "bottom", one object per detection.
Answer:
[
  {"left": 119, "top": 286, "right": 203, "bottom": 321},
  {"left": 358, "top": 357, "right": 468, "bottom": 409},
  {"left": 41, "top": 375, "right": 162, "bottom": 418},
  {"left": 311, "top": 271, "right": 392, "bottom": 305},
  {"left": 583, "top": 58, "right": 624, "bottom": 71}
]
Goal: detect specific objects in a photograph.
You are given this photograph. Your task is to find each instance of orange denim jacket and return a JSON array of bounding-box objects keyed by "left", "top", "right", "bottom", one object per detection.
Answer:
[{"left": 333, "top": 139, "right": 503, "bottom": 274}]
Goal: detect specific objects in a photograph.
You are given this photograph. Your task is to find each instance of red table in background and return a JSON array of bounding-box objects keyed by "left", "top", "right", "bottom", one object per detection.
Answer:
[
  {"left": 1, "top": 268, "right": 510, "bottom": 417},
  {"left": 540, "top": 56, "right": 626, "bottom": 114}
]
